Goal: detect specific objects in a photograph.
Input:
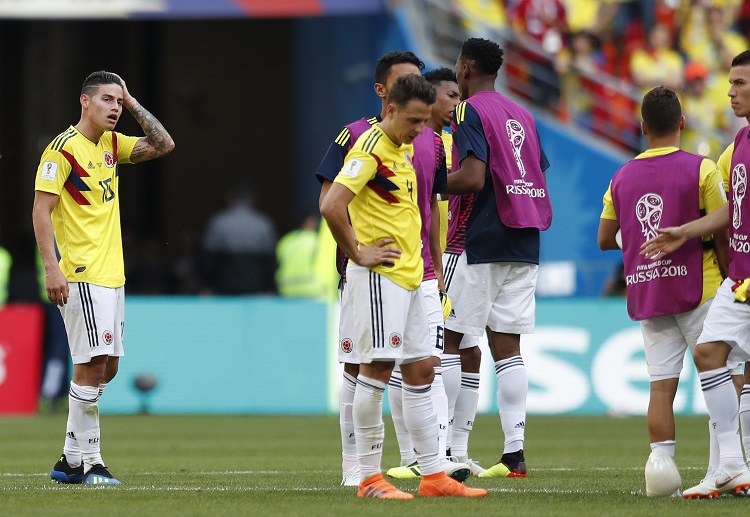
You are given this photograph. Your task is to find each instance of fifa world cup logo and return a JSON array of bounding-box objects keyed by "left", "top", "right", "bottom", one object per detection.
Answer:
[
  {"left": 636, "top": 193, "right": 663, "bottom": 242},
  {"left": 733, "top": 164, "right": 747, "bottom": 229},
  {"left": 506, "top": 119, "right": 526, "bottom": 177}
]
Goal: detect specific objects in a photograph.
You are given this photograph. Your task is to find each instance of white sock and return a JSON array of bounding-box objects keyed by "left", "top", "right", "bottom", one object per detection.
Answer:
[
  {"left": 402, "top": 382, "right": 441, "bottom": 476},
  {"left": 340, "top": 372, "right": 358, "bottom": 471},
  {"left": 68, "top": 382, "right": 103, "bottom": 471},
  {"left": 353, "top": 375, "right": 386, "bottom": 481},
  {"left": 63, "top": 414, "right": 82, "bottom": 467},
  {"left": 699, "top": 368, "right": 744, "bottom": 470},
  {"left": 431, "top": 365, "right": 449, "bottom": 458},
  {"left": 98, "top": 382, "right": 108, "bottom": 399},
  {"left": 496, "top": 356, "right": 527, "bottom": 454},
  {"left": 707, "top": 419, "right": 720, "bottom": 475},
  {"left": 740, "top": 384, "right": 750, "bottom": 464},
  {"left": 452, "top": 372, "right": 480, "bottom": 461},
  {"left": 650, "top": 440, "right": 676, "bottom": 458},
  {"left": 388, "top": 370, "right": 416, "bottom": 466},
  {"left": 441, "top": 353, "right": 461, "bottom": 453}
]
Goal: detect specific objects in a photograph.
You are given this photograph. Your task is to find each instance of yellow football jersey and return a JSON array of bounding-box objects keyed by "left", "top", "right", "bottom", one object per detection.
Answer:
[
  {"left": 334, "top": 124, "right": 423, "bottom": 290},
  {"left": 35, "top": 126, "right": 139, "bottom": 288}
]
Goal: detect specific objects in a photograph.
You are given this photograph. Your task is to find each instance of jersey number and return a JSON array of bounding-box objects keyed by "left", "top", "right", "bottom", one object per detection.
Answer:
[{"left": 99, "top": 179, "right": 115, "bottom": 203}]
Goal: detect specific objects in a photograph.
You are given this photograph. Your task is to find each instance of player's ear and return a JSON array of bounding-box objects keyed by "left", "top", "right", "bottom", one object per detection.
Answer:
[
  {"left": 679, "top": 115, "right": 686, "bottom": 131},
  {"left": 640, "top": 120, "right": 647, "bottom": 136},
  {"left": 80, "top": 94, "right": 89, "bottom": 108},
  {"left": 374, "top": 82, "right": 387, "bottom": 99}
]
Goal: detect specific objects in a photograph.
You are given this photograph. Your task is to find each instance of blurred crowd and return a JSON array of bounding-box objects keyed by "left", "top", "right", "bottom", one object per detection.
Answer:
[{"left": 455, "top": 0, "right": 750, "bottom": 154}]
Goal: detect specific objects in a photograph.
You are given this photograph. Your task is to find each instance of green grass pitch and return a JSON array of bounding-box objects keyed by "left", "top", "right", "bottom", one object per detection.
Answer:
[{"left": 1, "top": 413, "right": 747, "bottom": 516}]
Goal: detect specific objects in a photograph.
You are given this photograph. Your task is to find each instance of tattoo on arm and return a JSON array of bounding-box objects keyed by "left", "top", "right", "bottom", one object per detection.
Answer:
[{"left": 128, "top": 102, "right": 175, "bottom": 162}]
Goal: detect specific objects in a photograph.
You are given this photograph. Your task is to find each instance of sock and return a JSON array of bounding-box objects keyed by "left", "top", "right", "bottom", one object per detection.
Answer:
[
  {"left": 98, "top": 382, "right": 108, "bottom": 399},
  {"left": 650, "top": 440, "right": 676, "bottom": 458},
  {"left": 707, "top": 419, "right": 720, "bottom": 475},
  {"left": 699, "top": 368, "right": 744, "bottom": 470},
  {"left": 388, "top": 370, "right": 416, "bottom": 466},
  {"left": 740, "top": 384, "right": 750, "bottom": 464},
  {"left": 451, "top": 372, "right": 480, "bottom": 461},
  {"left": 431, "top": 365, "right": 449, "bottom": 458},
  {"left": 496, "top": 356, "right": 528, "bottom": 454},
  {"left": 402, "top": 382, "right": 441, "bottom": 476},
  {"left": 62, "top": 414, "right": 82, "bottom": 467},
  {"left": 68, "top": 382, "right": 103, "bottom": 471},
  {"left": 339, "top": 372, "right": 358, "bottom": 471},
  {"left": 353, "top": 375, "right": 387, "bottom": 481},
  {"left": 441, "top": 354, "right": 461, "bottom": 452}
]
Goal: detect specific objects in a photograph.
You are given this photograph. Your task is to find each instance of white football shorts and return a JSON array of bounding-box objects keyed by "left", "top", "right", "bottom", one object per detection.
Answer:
[
  {"left": 59, "top": 283, "right": 124, "bottom": 364},
  {"left": 697, "top": 277, "right": 750, "bottom": 365},
  {"left": 444, "top": 251, "right": 537, "bottom": 336},
  {"left": 346, "top": 262, "right": 431, "bottom": 365},
  {"left": 337, "top": 280, "right": 359, "bottom": 364},
  {"left": 420, "top": 279, "right": 444, "bottom": 357}
]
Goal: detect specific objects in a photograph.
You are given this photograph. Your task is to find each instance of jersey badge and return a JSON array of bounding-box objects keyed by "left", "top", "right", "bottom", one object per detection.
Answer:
[
  {"left": 103, "top": 151, "right": 115, "bottom": 168},
  {"left": 41, "top": 161, "right": 58, "bottom": 181},
  {"left": 342, "top": 158, "right": 363, "bottom": 178}
]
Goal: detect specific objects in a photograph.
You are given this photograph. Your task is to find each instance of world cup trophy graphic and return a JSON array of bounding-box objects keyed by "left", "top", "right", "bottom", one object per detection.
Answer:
[
  {"left": 733, "top": 164, "right": 747, "bottom": 230},
  {"left": 636, "top": 193, "right": 663, "bottom": 242},
  {"left": 506, "top": 119, "right": 526, "bottom": 177}
]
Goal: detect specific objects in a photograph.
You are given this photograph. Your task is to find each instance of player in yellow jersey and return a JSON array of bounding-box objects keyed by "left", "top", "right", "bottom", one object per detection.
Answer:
[
  {"left": 321, "top": 74, "right": 486, "bottom": 499},
  {"left": 33, "top": 71, "right": 175, "bottom": 485}
]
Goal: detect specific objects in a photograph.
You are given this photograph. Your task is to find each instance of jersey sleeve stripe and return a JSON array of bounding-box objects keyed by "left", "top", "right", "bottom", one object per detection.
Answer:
[
  {"left": 51, "top": 128, "right": 75, "bottom": 151},
  {"left": 334, "top": 128, "right": 351, "bottom": 146},
  {"left": 53, "top": 131, "right": 77, "bottom": 152},
  {"left": 361, "top": 131, "right": 381, "bottom": 154}
]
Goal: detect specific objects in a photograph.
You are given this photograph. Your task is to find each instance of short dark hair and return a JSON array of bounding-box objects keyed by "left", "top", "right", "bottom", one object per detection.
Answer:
[
  {"left": 732, "top": 50, "right": 750, "bottom": 68},
  {"left": 641, "top": 87, "right": 682, "bottom": 137},
  {"left": 423, "top": 67, "right": 457, "bottom": 85},
  {"left": 460, "top": 38, "right": 504, "bottom": 75},
  {"left": 81, "top": 71, "right": 122, "bottom": 96},
  {"left": 374, "top": 51, "right": 425, "bottom": 84},
  {"left": 386, "top": 74, "right": 436, "bottom": 108}
]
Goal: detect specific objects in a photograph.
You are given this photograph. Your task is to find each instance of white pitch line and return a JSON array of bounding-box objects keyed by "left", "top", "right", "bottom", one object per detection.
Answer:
[{"left": 0, "top": 485, "right": 642, "bottom": 495}]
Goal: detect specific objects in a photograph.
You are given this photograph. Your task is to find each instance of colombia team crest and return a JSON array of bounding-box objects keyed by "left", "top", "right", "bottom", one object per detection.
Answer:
[
  {"left": 102, "top": 330, "right": 114, "bottom": 346},
  {"left": 103, "top": 151, "right": 115, "bottom": 168},
  {"left": 340, "top": 338, "right": 353, "bottom": 354},
  {"left": 389, "top": 333, "right": 402, "bottom": 348}
]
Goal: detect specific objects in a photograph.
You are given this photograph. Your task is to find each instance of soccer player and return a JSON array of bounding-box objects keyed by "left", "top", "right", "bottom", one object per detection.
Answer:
[
  {"left": 33, "top": 71, "right": 175, "bottom": 485},
  {"left": 314, "top": 50, "right": 425, "bottom": 487},
  {"left": 642, "top": 51, "right": 750, "bottom": 498},
  {"left": 444, "top": 37, "right": 552, "bottom": 479},
  {"left": 598, "top": 86, "right": 734, "bottom": 496},
  {"left": 386, "top": 67, "right": 465, "bottom": 479},
  {"left": 321, "top": 74, "right": 487, "bottom": 499}
]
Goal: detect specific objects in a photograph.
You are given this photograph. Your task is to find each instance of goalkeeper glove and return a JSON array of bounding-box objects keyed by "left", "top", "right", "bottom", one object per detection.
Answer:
[{"left": 439, "top": 289, "right": 453, "bottom": 320}]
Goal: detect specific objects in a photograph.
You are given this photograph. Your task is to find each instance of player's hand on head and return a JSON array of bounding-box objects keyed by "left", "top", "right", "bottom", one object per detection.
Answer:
[
  {"left": 113, "top": 74, "right": 136, "bottom": 109},
  {"left": 640, "top": 227, "right": 685, "bottom": 260},
  {"left": 355, "top": 238, "right": 401, "bottom": 267}
]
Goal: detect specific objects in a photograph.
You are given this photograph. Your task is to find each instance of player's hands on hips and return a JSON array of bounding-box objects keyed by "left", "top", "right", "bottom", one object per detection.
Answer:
[
  {"left": 640, "top": 227, "right": 686, "bottom": 261},
  {"left": 45, "top": 268, "right": 69, "bottom": 306},
  {"left": 355, "top": 238, "right": 402, "bottom": 267},
  {"left": 114, "top": 74, "right": 137, "bottom": 110}
]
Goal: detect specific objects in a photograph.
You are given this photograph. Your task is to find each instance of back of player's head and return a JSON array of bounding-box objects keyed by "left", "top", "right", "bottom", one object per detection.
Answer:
[
  {"left": 375, "top": 51, "right": 425, "bottom": 84},
  {"left": 641, "top": 86, "right": 682, "bottom": 137},
  {"left": 423, "top": 67, "right": 457, "bottom": 86},
  {"left": 732, "top": 50, "right": 750, "bottom": 68},
  {"left": 81, "top": 71, "right": 122, "bottom": 96},
  {"left": 387, "top": 74, "right": 436, "bottom": 108},
  {"left": 460, "top": 38, "right": 504, "bottom": 75}
]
